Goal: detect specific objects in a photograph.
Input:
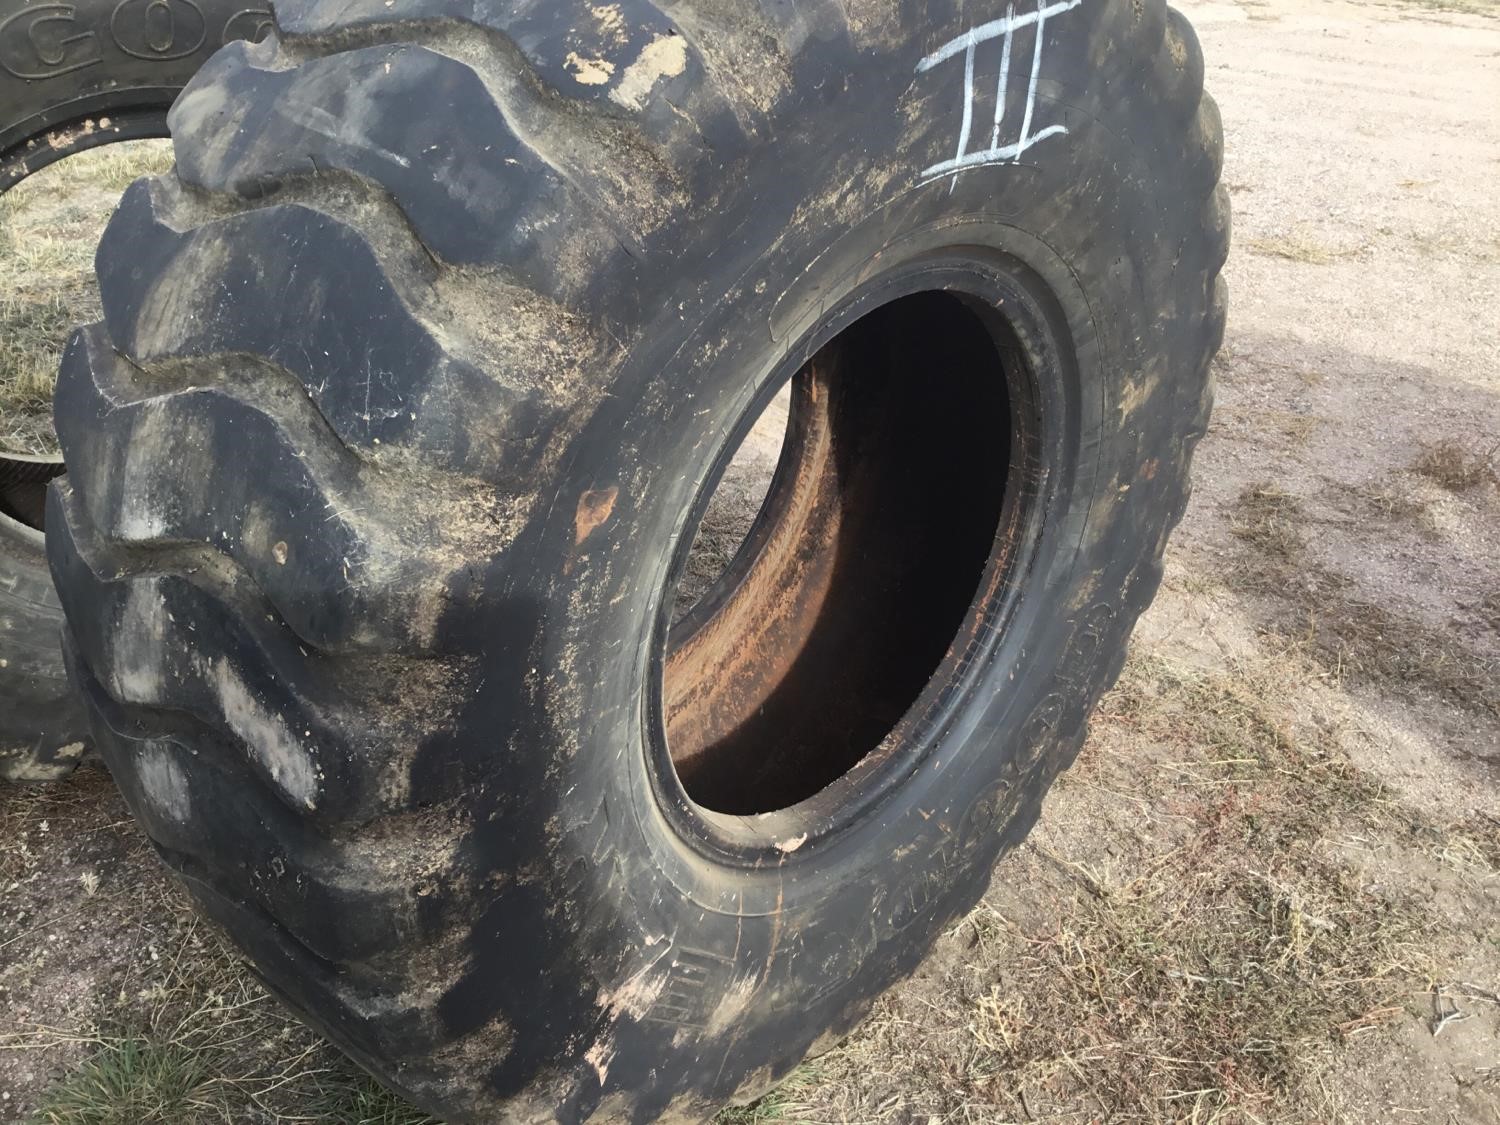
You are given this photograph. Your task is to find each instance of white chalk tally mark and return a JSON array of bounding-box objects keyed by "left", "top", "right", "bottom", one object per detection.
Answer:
[{"left": 917, "top": 0, "right": 1082, "bottom": 187}]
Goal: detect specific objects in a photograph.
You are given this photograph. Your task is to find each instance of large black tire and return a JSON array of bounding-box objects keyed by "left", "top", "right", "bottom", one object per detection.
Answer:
[
  {"left": 49, "top": 0, "right": 1227, "bottom": 1119},
  {"left": 1, "top": 456, "right": 82, "bottom": 779},
  {"left": 0, "top": 0, "right": 268, "bottom": 779}
]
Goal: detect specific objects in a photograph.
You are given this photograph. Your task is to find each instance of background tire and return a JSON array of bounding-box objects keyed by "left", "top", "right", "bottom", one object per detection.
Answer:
[
  {"left": 0, "top": 0, "right": 269, "bottom": 780},
  {"left": 1, "top": 456, "right": 80, "bottom": 779},
  {"left": 49, "top": 0, "right": 1227, "bottom": 1119}
]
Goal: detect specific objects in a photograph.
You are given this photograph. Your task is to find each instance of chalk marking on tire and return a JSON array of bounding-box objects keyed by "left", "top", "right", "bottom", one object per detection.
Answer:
[
  {"left": 917, "top": 0, "right": 1082, "bottom": 186},
  {"left": 139, "top": 743, "right": 191, "bottom": 822}
]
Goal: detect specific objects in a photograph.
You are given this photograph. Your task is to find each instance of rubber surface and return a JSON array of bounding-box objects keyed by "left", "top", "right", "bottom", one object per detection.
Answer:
[
  {"left": 0, "top": 0, "right": 267, "bottom": 779},
  {"left": 0, "top": 0, "right": 271, "bottom": 178},
  {"left": 49, "top": 0, "right": 1228, "bottom": 1118},
  {"left": 0, "top": 503, "right": 81, "bottom": 780}
]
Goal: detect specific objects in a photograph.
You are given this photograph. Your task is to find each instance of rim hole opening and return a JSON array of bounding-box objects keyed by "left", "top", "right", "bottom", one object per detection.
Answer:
[
  {"left": 1, "top": 135, "right": 174, "bottom": 531},
  {"left": 671, "top": 385, "right": 790, "bottom": 625},
  {"left": 662, "top": 290, "right": 1018, "bottom": 817}
]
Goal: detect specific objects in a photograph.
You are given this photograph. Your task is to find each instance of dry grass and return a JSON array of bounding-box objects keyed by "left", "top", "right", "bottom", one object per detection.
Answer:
[
  {"left": 1229, "top": 483, "right": 1305, "bottom": 567},
  {"left": 1011, "top": 656, "right": 1440, "bottom": 1118},
  {"left": 1386, "top": 0, "right": 1500, "bottom": 16},
  {"left": 1480, "top": 591, "right": 1500, "bottom": 634},
  {"left": 1328, "top": 477, "right": 1433, "bottom": 526},
  {"left": 1210, "top": 405, "right": 1323, "bottom": 451},
  {"left": 5, "top": 490, "right": 1495, "bottom": 1123},
  {"left": 0, "top": 139, "right": 172, "bottom": 455},
  {"left": 674, "top": 474, "right": 765, "bottom": 618},
  {"left": 1406, "top": 230, "right": 1500, "bottom": 263},
  {"left": 1411, "top": 438, "right": 1499, "bottom": 492},
  {"left": 716, "top": 1071, "right": 825, "bottom": 1124},
  {"left": 24, "top": 961, "right": 435, "bottom": 1125},
  {"left": 959, "top": 860, "right": 1420, "bottom": 1120},
  {"left": 0, "top": 776, "right": 438, "bottom": 1125},
  {"left": 671, "top": 390, "right": 788, "bottom": 621},
  {"left": 1245, "top": 233, "right": 1358, "bottom": 265},
  {"left": 7, "top": 467, "right": 1493, "bottom": 1124},
  {"left": 762, "top": 650, "right": 1489, "bottom": 1123},
  {"left": 1228, "top": 483, "right": 1500, "bottom": 719},
  {"left": 1233, "top": 0, "right": 1283, "bottom": 23}
]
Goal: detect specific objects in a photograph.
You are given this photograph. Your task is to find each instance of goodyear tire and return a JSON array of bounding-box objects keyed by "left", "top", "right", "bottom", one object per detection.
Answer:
[
  {"left": 0, "top": 0, "right": 268, "bottom": 780},
  {"left": 48, "top": 0, "right": 1227, "bottom": 1119},
  {"left": 0, "top": 0, "right": 272, "bottom": 183}
]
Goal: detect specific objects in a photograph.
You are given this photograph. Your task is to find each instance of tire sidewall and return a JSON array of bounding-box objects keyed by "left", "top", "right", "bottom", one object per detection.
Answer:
[
  {"left": 0, "top": 0, "right": 272, "bottom": 157},
  {"left": 463, "top": 7, "right": 1207, "bottom": 1110}
]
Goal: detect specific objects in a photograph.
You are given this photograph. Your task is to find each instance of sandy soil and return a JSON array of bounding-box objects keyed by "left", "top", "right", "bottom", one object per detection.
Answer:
[{"left": 2, "top": 0, "right": 1499, "bottom": 1121}]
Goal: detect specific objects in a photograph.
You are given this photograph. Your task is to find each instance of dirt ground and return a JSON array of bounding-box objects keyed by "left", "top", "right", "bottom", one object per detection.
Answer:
[{"left": 3, "top": 0, "right": 1499, "bottom": 1121}]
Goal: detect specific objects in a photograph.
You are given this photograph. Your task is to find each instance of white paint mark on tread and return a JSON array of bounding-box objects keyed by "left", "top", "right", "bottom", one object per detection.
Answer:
[
  {"left": 916, "top": 0, "right": 1083, "bottom": 185},
  {"left": 704, "top": 975, "right": 759, "bottom": 1037},
  {"left": 280, "top": 98, "right": 413, "bottom": 169},
  {"left": 211, "top": 657, "right": 321, "bottom": 811},
  {"left": 585, "top": 1035, "right": 616, "bottom": 1085},
  {"left": 599, "top": 944, "right": 672, "bottom": 1020},
  {"left": 110, "top": 580, "right": 169, "bottom": 703},
  {"left": 138, "top": 743, "right": 191, "bottom": 822},
  {"left": 117, "top": 401, "right": 171, "bottom": 540}
]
